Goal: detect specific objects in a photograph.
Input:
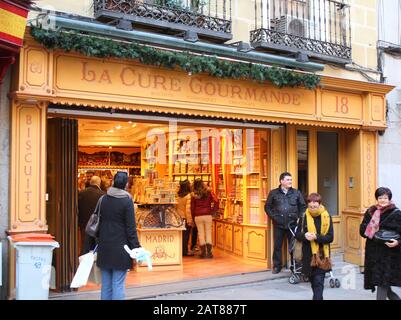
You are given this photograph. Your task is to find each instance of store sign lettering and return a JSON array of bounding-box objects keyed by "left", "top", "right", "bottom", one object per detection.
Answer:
[
  {"left": 188, "top": 78, "right": 301, "bottom": 105},
  {"left": 80, "top": 62, "right": 302, "bottom": 106},
  {"left": 334, "top": 96, "right": 349, "bottom": 114},
  {"left": 23, "top": 114, "right": 33, "bottom": 215},
  {"left": 365, "top": 136, "right": 373, "bottom": 205},
  {"left": 145, "top": 235, "right": 175, "bottom": 243}
]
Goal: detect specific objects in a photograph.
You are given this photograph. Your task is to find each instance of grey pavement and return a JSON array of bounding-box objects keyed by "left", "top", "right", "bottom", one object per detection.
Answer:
[
  {"left": 144, "top": 271, "right": 401, "bottom": 300},
  {"left": 49, "top": 254, "right": 401, "bottom": 300},
  {"left": 144, "top": 255, "right": 401, "bottom": 300}
]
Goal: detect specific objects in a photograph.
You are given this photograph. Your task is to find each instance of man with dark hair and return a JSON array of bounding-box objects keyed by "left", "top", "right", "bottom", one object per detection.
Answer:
[
  {"left": 85, "top": 170, "right": 95, "bottom": 188},
  {"left": 78, "top": 175, "right": 105, "bottom": 254},
  {"left": 265, "top": 172, "right": 306, "bottom": 274}
]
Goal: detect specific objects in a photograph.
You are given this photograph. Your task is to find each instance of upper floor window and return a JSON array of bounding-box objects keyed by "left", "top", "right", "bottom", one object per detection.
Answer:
[{"left": 250, "top": 0, "right": 351, "bottom": 64}]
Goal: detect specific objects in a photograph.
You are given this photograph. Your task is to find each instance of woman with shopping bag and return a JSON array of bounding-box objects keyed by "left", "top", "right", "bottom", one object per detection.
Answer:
[{"left": 96, "top": 172, "right": 141, "bottom": 300}]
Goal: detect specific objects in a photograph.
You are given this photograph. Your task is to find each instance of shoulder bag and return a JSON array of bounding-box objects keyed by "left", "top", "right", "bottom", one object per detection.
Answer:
[{"left": 85, "top": 195, "right": 105, "bottom": 238}]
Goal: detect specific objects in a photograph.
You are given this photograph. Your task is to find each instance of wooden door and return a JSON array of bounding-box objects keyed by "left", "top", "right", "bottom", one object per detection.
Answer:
[{"left": 47, "top": 118, "right": 78, "bottom": 292}]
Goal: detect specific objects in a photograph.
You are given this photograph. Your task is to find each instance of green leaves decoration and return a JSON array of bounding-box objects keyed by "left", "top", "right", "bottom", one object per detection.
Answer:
[{"left": 30, "top": 26, "right": 321, "bottom": 90}]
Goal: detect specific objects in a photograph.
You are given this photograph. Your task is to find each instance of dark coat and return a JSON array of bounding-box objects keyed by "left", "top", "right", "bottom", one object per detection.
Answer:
[
  {"left": 78, "top": 185, "right": 105, "bottom": 229},
  {"left": 359, "top": 205, "right": 401, "bottom": 291},
  {"left": 96, "top": 195, "right": 140, "bottom": 270},
  {"left": 265, "top": 187, "right": 306, "bottom": 229},
  {"left": 295, "top": 213, "right": 334, "bottom": 277}
]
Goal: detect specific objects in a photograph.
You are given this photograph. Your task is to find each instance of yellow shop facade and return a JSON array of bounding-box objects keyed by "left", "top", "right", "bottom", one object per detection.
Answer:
[{"left": 7, "top": 25, "right": 393, "bottom": 294}]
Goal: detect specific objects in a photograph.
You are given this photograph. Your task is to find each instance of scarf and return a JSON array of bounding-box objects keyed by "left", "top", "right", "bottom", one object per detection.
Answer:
[
  {"left": 107, "top": 187, "right": 132, "bottom": 199},
  {"left": 364, "top": 202, "right": 395, "bottom": 239},
  {"left": 306, "top": 206, "right": 332, "bottom": 270}
]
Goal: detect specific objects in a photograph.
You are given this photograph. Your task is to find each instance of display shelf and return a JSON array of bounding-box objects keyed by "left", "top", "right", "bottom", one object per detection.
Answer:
[
  {"left": 172, "top": 173, "right": 211, "bottom": 176},
  {"left": 139, "top": 202, "right": 178, "bottom": 205},
  {"left": 173, "top": 152, "right": 210, "bottom": 155},
  {"left": 230, "top": 172, "right": 261, "bottom": 175},
  {"left": 79, "top": 165, "right": 140, "bottom": 169}
]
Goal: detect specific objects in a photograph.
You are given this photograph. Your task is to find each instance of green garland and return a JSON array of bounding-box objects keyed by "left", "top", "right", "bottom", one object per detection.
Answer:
[{"left": 30, "top": 26, "right": 321, "bottom": 89}]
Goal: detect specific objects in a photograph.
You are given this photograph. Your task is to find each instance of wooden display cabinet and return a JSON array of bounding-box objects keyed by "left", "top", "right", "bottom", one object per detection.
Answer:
[
  {"left": 168, "top": 135, "right": 211, "bottom": 185},
  {"left": 233, "top": 225, "right": 243, "bottom": 256},
  {"left": 216, "top": 221, "right": 224, "bottom": 250},
  {"left": 213, "top": 128, "right": 271, "bottom": 265},
  {"left": 137, "top": 227, "right": 184, "bottom": 271},
  {"left": 243, "top": 226, "right": 267, "bottom": 261},
  {"left": 224, "top": 223, "right": 233, "bottom": 252}
]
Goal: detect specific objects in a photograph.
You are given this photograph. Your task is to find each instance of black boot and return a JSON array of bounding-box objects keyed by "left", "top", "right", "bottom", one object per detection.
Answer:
[
  {"left": 206, "top": 243, "right": 213, "bottom": 258},
  {"left": 200, "top": 245, "right": 207, "bottom": 258}
]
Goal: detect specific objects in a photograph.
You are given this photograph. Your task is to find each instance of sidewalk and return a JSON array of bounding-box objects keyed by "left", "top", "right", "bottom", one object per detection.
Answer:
[
  {"left": 144, "top": 255, "right": 401, "bottom": 300},
  {"left": 49, "top": 254, "right": 391, "bottom": 300},
  {"left": 50, "top": 268, "right": 289, "bottom": 300}
]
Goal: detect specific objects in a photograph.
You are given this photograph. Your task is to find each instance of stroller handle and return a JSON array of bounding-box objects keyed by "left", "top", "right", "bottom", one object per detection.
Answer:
[{"left": 287, "top": 219, "right": 298, "bottom": 230}]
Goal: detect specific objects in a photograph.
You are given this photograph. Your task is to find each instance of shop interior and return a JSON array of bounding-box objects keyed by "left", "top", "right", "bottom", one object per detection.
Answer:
[{"left": 47, "top": 116, "right": 273, "bottom": 291}]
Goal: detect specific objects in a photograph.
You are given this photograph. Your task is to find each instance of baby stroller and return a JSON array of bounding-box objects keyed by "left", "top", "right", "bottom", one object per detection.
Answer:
[
  {"left": 287, "top": 221, "right": 341, "bottom": 288},
  {"left": 288, "top": 221, "right": 309, "bottom": 284}
]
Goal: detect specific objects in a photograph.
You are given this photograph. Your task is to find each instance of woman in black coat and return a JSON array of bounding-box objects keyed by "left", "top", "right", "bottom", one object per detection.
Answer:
[
  {"left": 96, "top": 172, "right": 141, "bottom": 300},
  {"left": 359, "top": 187, "right": 401, "bottom": 300},
  {"left": 295, "top": 193, "right": 333, "bottom": 300}
]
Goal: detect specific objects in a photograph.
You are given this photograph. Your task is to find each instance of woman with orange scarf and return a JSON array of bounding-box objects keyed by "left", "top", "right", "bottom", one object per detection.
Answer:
[{"left": 295, "top": 193, "right": 333, "bottom": 300}]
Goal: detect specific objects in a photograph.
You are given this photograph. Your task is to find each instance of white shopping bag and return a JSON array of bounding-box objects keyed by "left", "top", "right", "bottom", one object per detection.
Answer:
[
  {"left": 87, "top": 253, "right": 102, "bottom": 285},
  {"left": 70, "top": 251, "right": 95, "bottom": 288}
]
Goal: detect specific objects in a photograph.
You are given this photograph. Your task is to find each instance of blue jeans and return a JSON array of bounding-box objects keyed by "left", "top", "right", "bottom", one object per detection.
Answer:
[{"left": 100, "top": 268, "right": 128, "bottom": 300}]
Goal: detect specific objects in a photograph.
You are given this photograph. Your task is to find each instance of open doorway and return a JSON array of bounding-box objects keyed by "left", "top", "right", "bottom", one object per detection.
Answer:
[{"left": 47, "top": 114, "right": 272, "bottom": 293}]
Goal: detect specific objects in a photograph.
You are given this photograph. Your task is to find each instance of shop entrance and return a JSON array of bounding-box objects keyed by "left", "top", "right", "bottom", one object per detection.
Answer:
[{"left": 46, "top": 110, "right": 277, "bottom": 292}]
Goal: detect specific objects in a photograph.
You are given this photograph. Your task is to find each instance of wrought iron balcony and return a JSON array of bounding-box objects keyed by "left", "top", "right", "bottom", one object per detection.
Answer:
[
  {"left": 250, "top": 0, "right": 352, "bottom": 64},
  {"left": 94, "top": 0, "right": 232, "bottom": 43}
]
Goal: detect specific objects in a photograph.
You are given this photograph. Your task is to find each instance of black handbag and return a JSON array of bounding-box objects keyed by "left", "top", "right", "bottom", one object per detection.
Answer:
[
  {"left": 374, "top": 229, "right": 401, "bottom": 243},
  {"left": 85, "top": 196, "right": 105, "bottom": 238},
  {"left": 373, "top": 210, "right": 401, "bottom": 244}
]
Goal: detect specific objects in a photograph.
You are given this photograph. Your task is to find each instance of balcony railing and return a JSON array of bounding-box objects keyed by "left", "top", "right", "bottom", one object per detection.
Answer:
[
  {"left": 94, "top": 0, "right": 232, "bottom": 42},
  {"left": 250, "top": 0, "right": 351, "bottom": 64}
]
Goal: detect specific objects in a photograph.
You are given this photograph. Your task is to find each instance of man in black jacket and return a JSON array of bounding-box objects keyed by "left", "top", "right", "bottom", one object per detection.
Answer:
[
  {"left": 265, "top": 172, "right": 306, "bottom": 274},
  {"left": 78, "top": 175, "right": 105, "bottom": 254}
]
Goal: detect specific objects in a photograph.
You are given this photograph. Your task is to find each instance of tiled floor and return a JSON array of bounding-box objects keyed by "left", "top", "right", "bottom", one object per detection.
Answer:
[{"left": 79, "top": 249, "right": 266, "bottom": 292}]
